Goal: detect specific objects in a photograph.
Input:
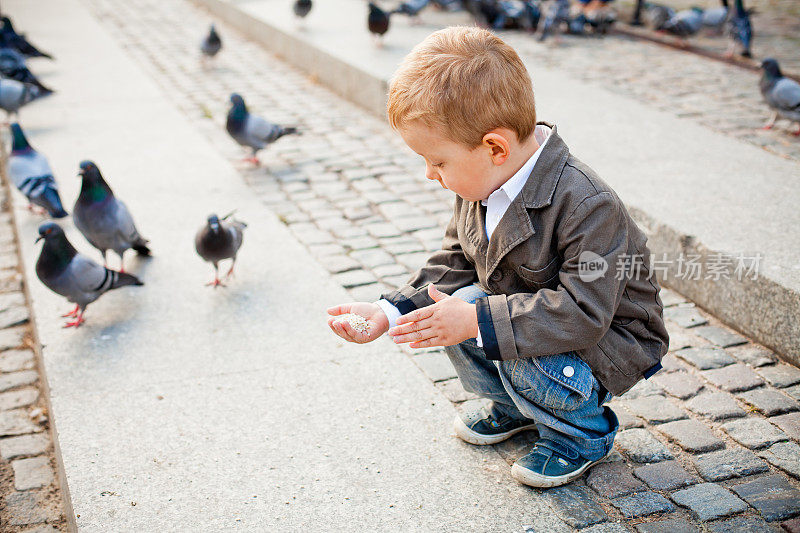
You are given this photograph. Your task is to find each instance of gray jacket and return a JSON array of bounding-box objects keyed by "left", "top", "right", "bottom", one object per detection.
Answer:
[{"left": 383, "top": 126, "right": 669, "bottom": 396}]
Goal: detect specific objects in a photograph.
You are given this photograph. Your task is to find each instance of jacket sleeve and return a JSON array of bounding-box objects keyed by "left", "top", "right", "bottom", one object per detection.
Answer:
[
  {"left": 476, "top": 192, "right": 631, "bottom": 361},
  {"left": 381, "top": 199, "right": 478, "bottom": 315}
]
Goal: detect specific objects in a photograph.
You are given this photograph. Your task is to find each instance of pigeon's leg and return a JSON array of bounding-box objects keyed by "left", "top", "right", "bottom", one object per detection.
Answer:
[
  {"left": 205, "top": 264, "right": 226, "bottom": 288},
  {"left": 61, "top": 304, "right": 80, "bottom": 318},
  {"left": 63, "top": 309, "right": 86, "bottom": 328},
  {"left": 792, "top": 123, "right": 800, "bottom": 136},
  {"left": 244, "top": 149, "right": 260, "bottom": 166},
  {"left": 761, "top": 112, "right": 778, "bottom": 130},
  {"left": 724, "top": 41, "right": 736, "bottom": 59},
  {"left": 225, "top": 258, "right": 237, "bottom": 279}
]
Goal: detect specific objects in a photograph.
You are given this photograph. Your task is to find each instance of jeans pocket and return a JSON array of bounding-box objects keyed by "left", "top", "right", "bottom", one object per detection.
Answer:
[{"left": 507, "top": 352, "right": 596, "bottom": 412}]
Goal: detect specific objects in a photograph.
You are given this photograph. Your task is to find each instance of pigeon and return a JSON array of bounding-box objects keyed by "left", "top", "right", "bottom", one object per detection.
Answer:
[
  {"left": 194, "top": 212, "right": 247, "bottom": 287},
  {"left": 8, "top": 123, "right": 68, "bottom": 218},
  {"left": 488, "top": 1, "right": 541, "bottom": 30},
  {"left": 35, "top": 222, "right": 143, "bottom": 328},
  {"left": 73, "top": 161, "right": 151, "bottom": 272},
  {"left": 226, "top": 93, "right": 299, "bottom": 165},
  {"left": 0, "top": 47, "right": 28, "bottom": 75},
  {"left": 0, "top": 16, "right": 52, "bottom": 59},
  {"left": 585, "top": 8, "right": 615, "bottom": 34},
  {"left": 759, "top": 58, "right": 800, "bottom": 135},
  {"left": 643, "top": 2, "right": 675, "bottom": 30},
  {"left": 0, "top": 47, "right": 53, "bottom": 93},
  {"left": 293, "top": 0, "right": 313, "bottom": 19},
  {"left": 368, "top": 3, "right": 391, "bottom": 45},
  {"left": 0, "top": 78, "right": 50, "bottom": 119},
  {"left": 200, "top": 24, "right": 222, "bottom": 64},
  {"left": 726, "top": 0, "right": 752, "bottom": 58},
  {"left": 569, "top": 12, "right": 588, "bottom": 34},
  {"left": 701, "top": 6, "right": 728, "bottom": 34},
  {"left": 466, "top": 0, "right": 502, "bottom": 28},
  {"left": 539, "top": 0, "right": 571, "bottom": 41},
  {"left": 523, "top": 1, "right": 543, "bottom": 31},
  {"left": 392, "top": 0, "right": 429, "bottom": 23},
  {"left": 661, "top": 8, "right": 704, "bottom": 39}
]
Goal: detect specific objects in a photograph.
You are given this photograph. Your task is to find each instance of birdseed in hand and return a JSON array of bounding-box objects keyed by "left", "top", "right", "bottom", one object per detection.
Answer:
[{"left": 338, "top": 313, "right": 369, "bottom": 334}]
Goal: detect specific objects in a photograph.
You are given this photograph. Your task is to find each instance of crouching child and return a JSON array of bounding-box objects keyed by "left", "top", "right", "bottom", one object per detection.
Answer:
[{"left": 327, "top": 26, "right": 669, "bottom": 488}]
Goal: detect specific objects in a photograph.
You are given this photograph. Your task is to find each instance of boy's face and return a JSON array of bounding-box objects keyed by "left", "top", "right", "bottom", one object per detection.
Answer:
[{"left": 398, "top": 121, "right": 499, "bottom": 202}]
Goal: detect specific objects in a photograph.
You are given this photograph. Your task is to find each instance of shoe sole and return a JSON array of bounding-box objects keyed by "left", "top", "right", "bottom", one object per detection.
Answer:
[
  {"left": 453, "top": 414, "right": 537, "bottom": 446},
  {"left": 510, "top": 449, "right": 613, "bottom": 488}
]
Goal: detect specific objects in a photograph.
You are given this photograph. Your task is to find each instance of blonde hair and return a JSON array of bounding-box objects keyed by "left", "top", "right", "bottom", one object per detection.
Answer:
[{"left": 387, "top": 26, "right": 536, "bottom": 148}]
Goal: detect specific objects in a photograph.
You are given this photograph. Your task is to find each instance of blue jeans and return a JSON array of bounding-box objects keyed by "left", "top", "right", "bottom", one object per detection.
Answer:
[{"left": 445, "top": 285, "right": 619, "bottom": 461}]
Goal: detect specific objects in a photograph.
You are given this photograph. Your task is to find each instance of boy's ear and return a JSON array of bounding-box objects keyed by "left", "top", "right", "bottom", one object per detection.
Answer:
[{"left": 482, "top": 130, "right": 511, "bottom": 166}]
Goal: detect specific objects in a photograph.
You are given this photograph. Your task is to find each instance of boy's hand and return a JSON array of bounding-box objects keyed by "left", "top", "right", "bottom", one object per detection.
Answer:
[
  {"left": 389, "top": 285, "right": 479, "bottom": 348},
  {"left": 327, "top": 302, "right": 389, "bottom": 344}
]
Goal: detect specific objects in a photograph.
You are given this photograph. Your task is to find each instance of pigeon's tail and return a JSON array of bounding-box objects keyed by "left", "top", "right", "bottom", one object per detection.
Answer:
[
  {"left": 278, "top": 126, "right": 300, "bottom": 139},
  {"left": 110, "top": 269, "right": 144, "bottom": 288},
  {"left": 34, "top": 82, "right": 54, "bottom": 95},
  {"left": 132, "top": 241, "right": 151, "bottom": 256},
  {"left": 38, "top": 187, "right": 68, "bottom": 219}
]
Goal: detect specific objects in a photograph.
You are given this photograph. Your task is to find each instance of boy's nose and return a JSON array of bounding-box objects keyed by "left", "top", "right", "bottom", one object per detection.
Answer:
[{"left": 424, "top": 163, "right": 439, "bottom": 182}]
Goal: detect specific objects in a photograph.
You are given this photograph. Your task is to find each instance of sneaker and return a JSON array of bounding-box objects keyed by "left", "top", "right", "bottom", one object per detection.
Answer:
[
  {"left": 511, "top": 440, "right": 612, "bottom": 488},
  {"left": 453, "top": 405, "right": 536, "bottom": 445}
]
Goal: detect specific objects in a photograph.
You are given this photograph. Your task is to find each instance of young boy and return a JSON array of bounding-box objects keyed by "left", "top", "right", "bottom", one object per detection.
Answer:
[{"left": 327, "top": 26, "right": 668, "bottom": 488}]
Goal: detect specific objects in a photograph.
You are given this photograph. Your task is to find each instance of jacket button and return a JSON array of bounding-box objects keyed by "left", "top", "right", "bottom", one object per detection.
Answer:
[
  {"left": 490, "top": 270, "right": 503, "bottom": 282},
  {"left": 563, "top": 366, "right": 575, "bottom": 378}
]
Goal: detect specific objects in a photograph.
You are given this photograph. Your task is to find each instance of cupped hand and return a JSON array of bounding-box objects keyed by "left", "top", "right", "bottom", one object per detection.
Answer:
[
  {"left": 327, "top": 301, "right": 390, "bottom": 344},
  {"left": 388, "top": 285, "right": 479, "bottom": 348}
]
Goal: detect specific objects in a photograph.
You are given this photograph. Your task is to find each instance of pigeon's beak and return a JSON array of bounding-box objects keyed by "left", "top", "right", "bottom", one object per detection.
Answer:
[{"left": 35, "top": 236, "right": 43, "bottom": 243}]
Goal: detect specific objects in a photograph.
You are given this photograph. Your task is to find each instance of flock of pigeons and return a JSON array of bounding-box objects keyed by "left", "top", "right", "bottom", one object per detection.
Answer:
[
  {"left": 3, "top": 3, "right": 800, "bottom": 329},
  {"left": 640, "top": 0, "right": 752, "bottom": 57},
  {"left": 5, "top": 14, "right": 306, "bottom": 328},
  {"left": 367, "top": 0, "right": 617, "bottom": 43}
]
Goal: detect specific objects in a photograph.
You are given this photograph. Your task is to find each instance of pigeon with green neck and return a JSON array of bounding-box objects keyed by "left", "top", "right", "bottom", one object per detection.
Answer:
[
  {"left": 73, "top": 161, "right": 151, "bottom": 272},
  {"left": 35, "top": 222, "right": 143, "bottom": 328},
  {"left": 8, "top": 123, "right": 68, "bottom": 218},
  {"left": 225, "top": 93, "right": 299, "bottom": 166}
]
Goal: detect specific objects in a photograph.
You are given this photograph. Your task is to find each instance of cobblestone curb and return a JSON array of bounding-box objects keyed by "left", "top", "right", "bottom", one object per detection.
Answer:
[{"left": 0, "top": 141, "right": 68, "bottom": 531}]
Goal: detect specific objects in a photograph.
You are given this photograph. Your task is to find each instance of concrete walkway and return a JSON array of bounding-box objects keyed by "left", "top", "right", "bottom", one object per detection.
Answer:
[
  {"left": 195, "top": 0, "right": 800, "bottom": 365},
  {"left": 5, "top": 0, "right": 570, "bottom": 530}
]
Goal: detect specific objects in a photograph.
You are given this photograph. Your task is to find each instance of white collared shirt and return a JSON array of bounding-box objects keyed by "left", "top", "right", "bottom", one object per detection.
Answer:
[
  {"left": 378, "top": 125, "right": 553, "bottom": 344},
  {"left": 482, "top": 124, "right": 551, "bottom": 239}
]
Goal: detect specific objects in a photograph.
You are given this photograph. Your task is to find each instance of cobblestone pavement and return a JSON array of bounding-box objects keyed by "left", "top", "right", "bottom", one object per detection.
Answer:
[
  {"left": 79, "top": 0, "right": 800, "bottom": 530},
  {"left": 0, "top": 173, "right": 67, "bottom": 528},
  {"left": 392, "top": 2, "right": 800, "bottom": 162}
]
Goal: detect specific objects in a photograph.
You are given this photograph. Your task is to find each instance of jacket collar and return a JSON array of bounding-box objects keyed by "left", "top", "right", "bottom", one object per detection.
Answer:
[{"left": 519, "top": 124, "right": 569, "bottom": 209}]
